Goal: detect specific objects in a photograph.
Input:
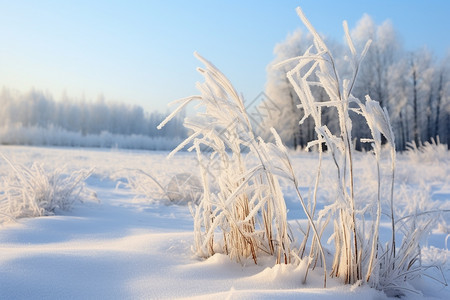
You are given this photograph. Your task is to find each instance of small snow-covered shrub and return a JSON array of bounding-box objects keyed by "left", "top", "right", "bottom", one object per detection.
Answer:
[
  {"left": 165, "top": 173, "right": 203, "bottom": 205},
  {"left": 382, "top": 184, "right": 450, "bottom": 295},
  {"left": 0, "top": 154, "right": 95, "bottom": 223},
  {"left": 123, "top": 170, "right": 202, "bottom": 205},
  {"left": 377, "top": 210, "right": 445, "bottom": 296}
]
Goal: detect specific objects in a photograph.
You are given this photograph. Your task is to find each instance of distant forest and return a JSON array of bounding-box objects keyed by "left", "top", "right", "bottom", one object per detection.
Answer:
[{"left": 0, "top": 88, "right": 186, "bottom": 150}]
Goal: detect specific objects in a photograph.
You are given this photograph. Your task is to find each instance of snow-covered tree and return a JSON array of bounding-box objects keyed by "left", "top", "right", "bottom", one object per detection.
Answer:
[
  {"left": 387, "top": 58, "right": 410, "bottom": 150},
  {"left": 433, "top": 53, "right": 450, "bottom": 147},
  {"left": 351, "top": 15, "right": 400, "bottom": 108}
]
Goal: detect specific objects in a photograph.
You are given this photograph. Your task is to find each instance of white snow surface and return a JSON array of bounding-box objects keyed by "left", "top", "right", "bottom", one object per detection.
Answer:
[{"left": 0, "top": 145, "right": 449, "bottom": 299}]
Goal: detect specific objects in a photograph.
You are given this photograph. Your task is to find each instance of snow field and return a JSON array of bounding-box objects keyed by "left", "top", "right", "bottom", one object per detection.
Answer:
[{"left": 0, "top": 145, "right": 449, "bottom": 299}]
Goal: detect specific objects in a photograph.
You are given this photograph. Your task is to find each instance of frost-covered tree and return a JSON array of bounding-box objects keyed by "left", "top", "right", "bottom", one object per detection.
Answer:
[
  {"left": 387, "top": 49, "right": 449, "bottom": 150},
  {"left": 433, "top": 53, "right": 450, "bottom": 147},
  {"left": 410, "top": 50, "right": 434, "bottom": 145},
  {"left": 350, "top": 15, "right": 401, "bottom": 149},
  {"left": 264, "top": 29, "right": 312, "bottom": 148},
  {"left": 351, "top": 15, "right": 400, "bottom": 110},
  {"left": 387, "top": 58, "right": 410, "bottom": 150}
]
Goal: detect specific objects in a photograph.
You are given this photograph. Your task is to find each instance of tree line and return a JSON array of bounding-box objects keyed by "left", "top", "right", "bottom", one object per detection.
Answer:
[
  {"left": 1, "top": 14, "right": 448, "bottom": 152},
  {"left": 0, "top": 88, "right": 186, "bottom": 148},
  {"left": 264, "top": 14, "right": 449, "bottom": 151}
]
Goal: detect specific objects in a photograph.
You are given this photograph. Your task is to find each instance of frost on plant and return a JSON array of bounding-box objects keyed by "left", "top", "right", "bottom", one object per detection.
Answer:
[
  {"left": 406, "top": 137, "right": 449, "bottom": 164},
  {"left": 120, "top": 169, "right": 202, "bottom": 205},
  {"left": 0, "top": 154, "right": 96, "bottom": 223},
  {"left": 165, "top": 173, "right": 203, "bottom": 205},
  {"left": 158, "top": 5, "right": 445, "bottom": 296},
  {"left": 158, "top": 53, "right": 299, "bottom": 265},
  {"left": 280, "top": 6, "right": 446, "bottom": 295}
]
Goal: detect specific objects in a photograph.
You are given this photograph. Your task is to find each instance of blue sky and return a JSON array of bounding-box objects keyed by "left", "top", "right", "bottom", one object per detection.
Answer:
[{"left": 0, "top": 0, "right": 448, "bottom": 113}]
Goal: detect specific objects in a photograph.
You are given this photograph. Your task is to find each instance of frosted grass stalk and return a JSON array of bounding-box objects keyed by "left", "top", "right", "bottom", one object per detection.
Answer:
[
  {"left": 286, "top": 5, "right": 376, "bottom": 284},
  {"left": 159, "top": 52, "right": 293, "bottom": 264}
]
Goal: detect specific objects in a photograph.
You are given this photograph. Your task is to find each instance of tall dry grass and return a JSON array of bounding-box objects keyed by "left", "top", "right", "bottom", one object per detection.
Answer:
[
  {"left": 159, "top": 53, "right": 295, "bottom": 264},
  {"left": 281, "top": 6, "right": 446, "bottom": 295},
  {"left": 158, "top": 5, "right": 447, "bottom": 296}
]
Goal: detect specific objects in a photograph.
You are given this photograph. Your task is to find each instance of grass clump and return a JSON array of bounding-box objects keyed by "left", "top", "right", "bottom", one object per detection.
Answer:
[
  {"left": 406, "top": 137, "right": 449, "bottom": 164},
  {"left": 158, "top": 53, "right": 302, "bottom": 265},
  {"left": 122, "top": 169, "right": 203, "bottom": 205},
  {"left": 0, "top": 154, "right": 95, "bottom": 223}
]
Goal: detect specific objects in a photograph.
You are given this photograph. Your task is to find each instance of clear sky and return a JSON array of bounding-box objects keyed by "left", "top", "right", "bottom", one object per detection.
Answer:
[{"left": 0, "top": 0, "right": 448, "bottom": 113}]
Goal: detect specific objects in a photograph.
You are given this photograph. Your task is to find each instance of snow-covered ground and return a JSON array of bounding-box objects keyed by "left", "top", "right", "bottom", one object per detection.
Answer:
[{"left": 0, "top": 145, "right": 449, "bottom": 299}]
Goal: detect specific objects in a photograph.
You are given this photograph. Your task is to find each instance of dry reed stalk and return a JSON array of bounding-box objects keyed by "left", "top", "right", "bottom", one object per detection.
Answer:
[{"left": 159, "top": 52, "right": 292, "bottom": 265}]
